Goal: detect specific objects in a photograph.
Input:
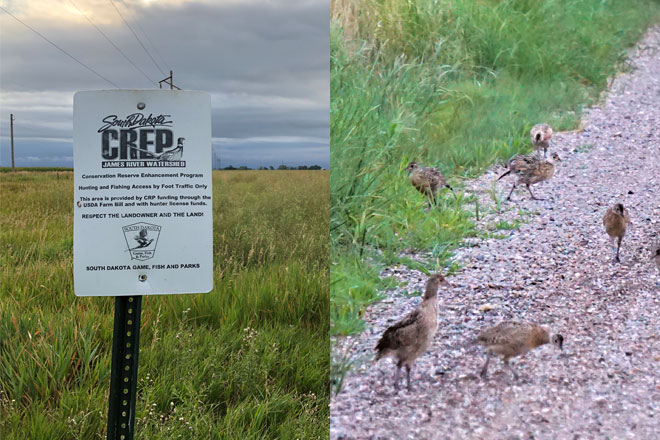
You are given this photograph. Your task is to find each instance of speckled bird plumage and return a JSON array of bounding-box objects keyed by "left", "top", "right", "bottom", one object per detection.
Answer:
[
  {"left": 375, "top": 273, "right": 450, "bottom": 390},
  {"left": 498, "top": 152, "right": 560, "bottom": 201},
  {"left": 530, "top": 123, "right": 553, "bottom": 157},
  {"left": 474, "top": 321, "right": 563, "bottom": 379},
  {"left": 603, "top": 203, "right": 631, "bottom": 263},
  {"left": 406, "top": 162, "right": 452, "bottom": 207}
]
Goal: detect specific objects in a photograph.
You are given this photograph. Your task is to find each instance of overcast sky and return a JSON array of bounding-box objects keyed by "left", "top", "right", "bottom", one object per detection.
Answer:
[{"left": 0, "top": 0, "right": 329, "bottom": 168}]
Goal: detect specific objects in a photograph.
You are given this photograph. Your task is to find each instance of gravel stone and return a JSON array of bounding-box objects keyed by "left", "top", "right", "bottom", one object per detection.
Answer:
[{"left": 331, "top": 27, "right": 660, "bottom": 440}]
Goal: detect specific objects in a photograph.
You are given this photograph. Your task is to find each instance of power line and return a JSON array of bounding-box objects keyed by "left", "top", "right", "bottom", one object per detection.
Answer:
[
  {"left": 68, "top": 0, "right": 158, "bottom": 86},
  {"left": 130, "top": 11, "right": 171, "bottom": 73},
  {"left": 0, "top": 6, "right": 120, "bottom": 88},
  {"left": 108, "top": 0, "right": 166, "bottom": 76},
  {"left": 121, "top": 2, "right": 186, "bottom": 89}
]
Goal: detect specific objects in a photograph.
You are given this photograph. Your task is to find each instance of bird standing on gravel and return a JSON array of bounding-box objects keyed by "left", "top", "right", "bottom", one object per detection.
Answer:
[
  {"left": 405, "top": 162, "right": 452, "bottom": 208},
  {"left": 530, "top": 123, "right": 553, "bottom": 158},
  {"left": 474, "top": 321, "right": 564, "bottom": 380},
  {"left": 375, "top": 273, "right": 451, "bottom": 391},
  {"left": 602, "top": 203, "right": 631, "bottom": 263},
  {"left": 497, "top": 152, "right": 560, "bottom": 201}
]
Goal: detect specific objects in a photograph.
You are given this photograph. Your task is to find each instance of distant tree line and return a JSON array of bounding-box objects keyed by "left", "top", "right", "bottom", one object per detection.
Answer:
[{"left": 219, "top": 165, "right": 324, "bottom": 170}]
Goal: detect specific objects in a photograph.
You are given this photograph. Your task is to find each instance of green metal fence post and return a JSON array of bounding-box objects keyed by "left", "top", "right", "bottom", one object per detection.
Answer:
[{"left": 107, "top": 296, "right": 143, "bottom": 440}]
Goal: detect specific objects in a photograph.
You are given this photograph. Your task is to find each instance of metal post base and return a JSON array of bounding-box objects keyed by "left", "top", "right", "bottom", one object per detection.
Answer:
[{"left": 107, "top": 296, "right": 142, "bottom": 440}]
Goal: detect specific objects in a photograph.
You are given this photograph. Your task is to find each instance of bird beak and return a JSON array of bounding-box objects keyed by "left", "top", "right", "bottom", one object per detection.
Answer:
[{"left": 442, "top": 280, "right": 451, "bottom": 288}]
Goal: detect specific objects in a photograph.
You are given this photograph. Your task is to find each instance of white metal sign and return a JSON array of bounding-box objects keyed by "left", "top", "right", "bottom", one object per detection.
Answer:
[{"left": 73, "top": 90, "right": 213, "bottom": 296}]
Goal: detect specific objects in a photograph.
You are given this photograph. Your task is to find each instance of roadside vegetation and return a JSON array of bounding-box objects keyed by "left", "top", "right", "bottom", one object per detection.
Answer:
[
  {"left": 330, "top": 0, "right": 660, "bottom": 340},
  {"left": 0, "top": 170, "right": 329, "bottom": 439}
]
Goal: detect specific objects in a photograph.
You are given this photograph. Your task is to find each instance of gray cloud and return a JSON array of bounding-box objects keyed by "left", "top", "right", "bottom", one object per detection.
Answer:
[{"left": 0, "top": 0, "right": 329, "bottom": 168}]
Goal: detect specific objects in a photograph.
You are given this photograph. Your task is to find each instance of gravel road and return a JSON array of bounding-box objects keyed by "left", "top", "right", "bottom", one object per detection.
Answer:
[{"left": 331, "top": 27, "right": 660, "bottom": 440}]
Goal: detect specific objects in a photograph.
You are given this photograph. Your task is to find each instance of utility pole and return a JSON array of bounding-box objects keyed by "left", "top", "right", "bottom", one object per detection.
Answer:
[
  {"left": 10, "top": 114, "right": 15, "bottom": 171},
  {"left": 158, "top": 70, "right": 181, "bottom": 90}
]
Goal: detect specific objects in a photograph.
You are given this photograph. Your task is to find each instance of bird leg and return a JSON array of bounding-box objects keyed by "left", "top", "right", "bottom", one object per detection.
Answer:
[
  {"left": 526, "top": 184, "right": 543, "bottom": 201},
  {"left": 506, "top": 183, "right": 517, "bottom": 201},
  {"left": 428, "top": 189, "right": 438, "bottom": 209},
  {"left": 393, "top": 364, "right": 401, "bottom": 390},
  {"left": 480, "top": 352, "right": 491, "bottom": 378},
  {"left": 405, "top": 365, "right": 412, "bottom": 391},
  {"left": 424, "top": 189, "right": 435, "bottom": 211},
  {"left": 614, "top": 236, "right": 622, "bottom": 263},
  {"left": 504, "top": 358, "right": 519, "bottom": 380}
]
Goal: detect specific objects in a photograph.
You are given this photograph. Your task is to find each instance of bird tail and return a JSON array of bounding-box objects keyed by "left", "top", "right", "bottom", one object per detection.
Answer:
[
  {"left": 374, "top": 338, "right": 389, "bottom": 361},
  {"left": 497, "top": 170, "right": 511, "bottom": 181}
]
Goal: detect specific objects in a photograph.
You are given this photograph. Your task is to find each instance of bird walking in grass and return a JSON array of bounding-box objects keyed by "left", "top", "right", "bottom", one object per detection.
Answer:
[
  {"left": 497, "top": 152, "right": 560, "bottom": 201},
  {"left": 530, "top": 123, "right": 553, "bottom": 158},
  {"left": 405, "top": 162, "right": 452, "bottom": 208},
  {"left": 474, "top": 321, "right": 564, "bottom": 380},
  {"left": 602, "top": 203, "right": 631, "bottom": 263},
  {"left": 375, "top": 273, "right": 451, "bottom": 391}
]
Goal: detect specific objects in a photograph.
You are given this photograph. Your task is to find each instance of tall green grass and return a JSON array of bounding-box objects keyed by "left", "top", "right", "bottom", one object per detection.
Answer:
[
  {"left": 330, "top": 0, "right": 660, "bottom": 336},
  {"left": 0, "top": 170, "right": 329, "bottom": 439}
]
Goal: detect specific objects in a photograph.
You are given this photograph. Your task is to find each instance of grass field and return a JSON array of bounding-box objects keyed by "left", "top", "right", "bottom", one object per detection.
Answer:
[
  {"left": 330, "top": 0, "right": 660, "bottom": 339},
  {"left": 0, "top": 167, "right": 73, "bottom": 173},
  {"left": 0, "top": 170, "right": 329, "bottom": 439}
]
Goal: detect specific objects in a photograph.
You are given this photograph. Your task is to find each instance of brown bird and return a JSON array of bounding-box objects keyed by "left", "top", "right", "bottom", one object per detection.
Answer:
[
  {"left": 602, "top": 203, "right": 631, "bottom": 263},
  {"left": 530, "top": 123, "right": 553, "bottom": 158},
  {"left": 375, "top": 273, "right": 451, "bottom": 390},
  {"left": 406, "top": 162, "right": 452, "bottom": 208},
  {"left": 474, "top": 321, "right": 564, "bottom": 379},
  {"left": 653, "top": 246, "right": 660, "bottom": 271},
  {"left": 497, "top": 152, "right": 560, "bottom": 201}
]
